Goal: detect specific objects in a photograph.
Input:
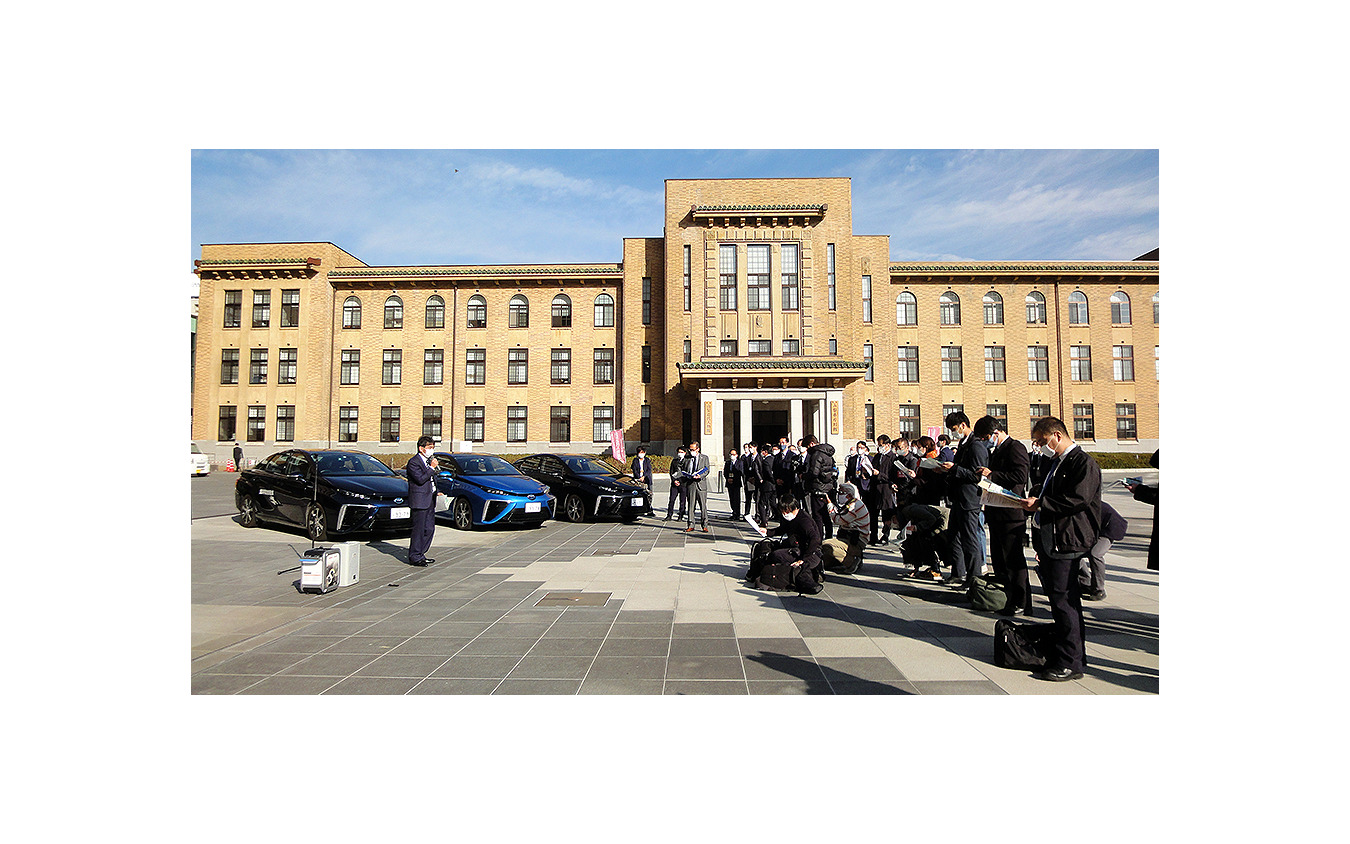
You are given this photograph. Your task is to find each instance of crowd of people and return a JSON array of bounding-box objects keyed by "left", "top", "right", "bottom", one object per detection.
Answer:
[{"left": 647, "top": 415, "right": 1157, "bottom": 683}]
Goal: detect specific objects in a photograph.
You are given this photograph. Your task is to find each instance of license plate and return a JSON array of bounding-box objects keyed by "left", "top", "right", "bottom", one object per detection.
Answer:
[
  {"left": 390, "top": 507, "right": 410, "bottom": 520},
  {"left": 525, "top": 502, "right": 541, "bottom": 513},
  {"left": 631, "top": 496, "right": 643, "bottom": 505}
]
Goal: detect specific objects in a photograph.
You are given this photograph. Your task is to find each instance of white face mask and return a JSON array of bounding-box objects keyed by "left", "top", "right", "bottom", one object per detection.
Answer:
[{"left": 782, "top": 511, "right": 798, "bottom": 521}]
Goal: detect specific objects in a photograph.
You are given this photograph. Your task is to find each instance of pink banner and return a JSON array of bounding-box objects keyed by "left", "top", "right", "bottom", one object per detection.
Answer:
[{"left": 610, "top": 429, "right": 625, "bottom": 461}]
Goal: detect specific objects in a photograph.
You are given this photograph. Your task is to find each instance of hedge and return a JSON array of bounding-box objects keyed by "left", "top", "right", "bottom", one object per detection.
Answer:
[{"left": 1085, "top": 452, "right": 1156, "bottom": 470}]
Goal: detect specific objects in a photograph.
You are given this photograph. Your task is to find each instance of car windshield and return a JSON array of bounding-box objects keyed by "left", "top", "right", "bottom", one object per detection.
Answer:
[
  {"left": 191, "top": 443, "right": 202, "bottom": 454},
  {"left": 442, "top": 455, "right": 522, "bottom": 476},
  {"left": 315, "top": 452, "right": 396, "bottom": 476},
  {"left": 562, "top": 456, "right": 618, "bottom": 474}
]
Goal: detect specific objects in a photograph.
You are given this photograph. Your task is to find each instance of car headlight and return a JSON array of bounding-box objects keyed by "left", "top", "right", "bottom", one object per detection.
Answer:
[
  {"left": 481, "top": 487, "right": 510, "bottom": 496},
  {"left": 337, "top": 488, "right": 372, "bottom": 501}
]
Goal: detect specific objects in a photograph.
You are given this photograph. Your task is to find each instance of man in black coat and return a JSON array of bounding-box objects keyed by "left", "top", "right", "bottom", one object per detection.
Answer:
[
  {"left": 800, "top": 435, "right": 836, "bottom": 540},
  {"left": 739, "top": 443, "right": 759, "bottom": 523},
  {"left": 1127, "top": 450, "right": 1159, "bottom": 571},
  {"left": 754, "top": 444, "right": 776, "bottom": 527},
  {"left": 631, "top": 446, "right": 654, "bottom": 516},
  {"left": 1022, "top": 416, "right": 1102, "bottom": 681},
  {"left": 405, "top": 436, "right": 439, "bottom": 566},
  {"left": 763, "top": 495, "right": 824, "bottom": 594},
  {"left": 975, "top": 416, "right": 1032, "bottom": 616},
  {"left": 665, "top": 446, "right": 688, "bottom": 521},
  {"left": 935, "top": 411, "right": 989, "bottom": 596},
  {"left": 724, "top": 447, "right": 744, "bottom": 519}
]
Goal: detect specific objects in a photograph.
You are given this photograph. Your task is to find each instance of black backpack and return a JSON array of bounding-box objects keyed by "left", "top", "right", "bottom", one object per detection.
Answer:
[{"left": 993, "top": 619, "right": 1055, "bottom": 670}]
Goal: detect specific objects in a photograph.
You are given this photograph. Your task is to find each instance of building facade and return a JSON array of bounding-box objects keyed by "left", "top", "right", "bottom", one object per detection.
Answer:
[{"left": 191, "top": 177, "right": 1159, "bottom": 469}]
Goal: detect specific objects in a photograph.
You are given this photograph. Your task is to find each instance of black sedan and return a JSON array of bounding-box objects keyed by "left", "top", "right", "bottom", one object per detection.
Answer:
[
  {"left": 513, "top": 453, "right": 648, "bottom": 523},
  {"left": 235, "top": 449, "right": 413, "bottom": 542}
]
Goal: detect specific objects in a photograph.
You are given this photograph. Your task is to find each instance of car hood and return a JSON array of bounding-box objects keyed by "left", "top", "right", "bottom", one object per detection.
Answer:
[
  {"left": 324, "top": 474, "right": 410, "bottom": 499},
  {"left": 582, "top": 473, "right": 645, "bottom": 492},
  {"left": 455, "top": 474, "right": 550, "bottom": 496}
]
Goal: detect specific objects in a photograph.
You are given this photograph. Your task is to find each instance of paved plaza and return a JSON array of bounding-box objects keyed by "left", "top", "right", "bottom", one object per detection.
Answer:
[{"left": 191, "top": 471, "right": 1159, "bottom": 695}]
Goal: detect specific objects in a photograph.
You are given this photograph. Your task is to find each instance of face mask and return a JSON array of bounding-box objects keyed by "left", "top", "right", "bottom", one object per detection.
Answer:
[{"left": 782, "top": 511, "right": 798, "bottom": 522}]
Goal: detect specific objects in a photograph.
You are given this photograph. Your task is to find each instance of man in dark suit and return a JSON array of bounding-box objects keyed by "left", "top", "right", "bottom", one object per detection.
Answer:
[
  {"left": 665, "top": 446, "right": 688, "bottom": 521},
  {"left": 755, "top": 444, "right": 776, "bottom": 527},
  {"left": 405, "top": 436, "right": 439, "bottom": 566},
  {"left": 935, "top": 411, "right": 989, "bottom": 596},
  {"left": 739, "top": 443, "right": 759, "bottom": 523},
  {"left": 724, "top": 447, "right": 743, "bottom": 519},
  {"left": 683, "top": 441, "right": 711, "bottom": 532},
  {"left": 631, "top": 446, "right": 654, "bottom": 516},
  {"left": 975, "top": 416, "right": 1032, "bottom": 616},
  {"left": 1022, "top": 416, "right": 1102, "bottom": 681}
]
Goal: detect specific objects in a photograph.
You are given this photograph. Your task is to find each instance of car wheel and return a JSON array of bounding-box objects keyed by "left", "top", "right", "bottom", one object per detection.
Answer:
[
  {"left": 452, "top": 497, "right": 475, "bottom": 531},
  {"left": 305, "top": 503, "right": 329, "bottom": 542},
  {"left": 563, "top": 492, "right": 587, "bottom": 523},
  {"left": 238, "top": 495, "right": 259, "bottom": 528}
]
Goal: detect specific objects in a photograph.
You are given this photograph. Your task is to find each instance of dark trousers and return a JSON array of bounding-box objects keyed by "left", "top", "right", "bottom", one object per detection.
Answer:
[
  {"left": 755, "top": 485, "right": 775, "bottom": 526},
  {"left": 862, "top": 486, "right": 881, "bottom": 543},
  {"left": 666, "top": 482, "right": 687, "bottom": 519},
  {"left": 1036, "top": 551, "right": 1087, "bottom": 673},
  {"left": 947, "top": 506, "right": 984, "bottom": 585},
  {"left": 768, "top": 548, "right": 821, "bottom": 592},
  {"left": 988, "top": 516, "right": 1032, "bottom": 612},
  {"left": 728, "top": 483, "right": 742, "bottom": 518},
  {"left": 409, "top": 506, "right": 435, "bottom": 563}
]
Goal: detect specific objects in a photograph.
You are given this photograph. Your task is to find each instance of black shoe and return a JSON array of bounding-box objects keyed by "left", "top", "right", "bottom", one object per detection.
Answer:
[
  {"left": 1083, "top": 590, "right": 1107, "bottom": 601},
  {"left": 1036, "top": 668, "right": 1084, "bottom": 682},
  {"left": 798, "top": 583, "right": 824, "bottom": 595},
  {"left": 996, "top": 606, "right": 1026, "bottom": 617}
]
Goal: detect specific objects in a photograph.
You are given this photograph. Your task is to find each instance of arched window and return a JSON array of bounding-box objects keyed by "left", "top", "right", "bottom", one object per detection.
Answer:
[
  {"left": 594, "top": 293, "right": 615, "bottom": 327},
  {"left": 425, "top": 295, "right": 444, "bottom": 329},
  {"left": 1152, "top": 291, "right": 1160, "bottom": 325},
  {"left": 384, "top": 295, "right": 403, "bottom": 329},
  {"left": 896, "top": 292, "right": 917, "bottom": 326},
  {"left": 1026, "top": 291, "right": 1046, "bottom": 324},
  {"left": 509, "top": 294, "right": 529, "bottom": 328},
  {"left": 1110, "top": 291, "right": 1131, "bottom": 325},
  {"left": 466, "top": 295, "right": 487, "bottom": 329},
  {"left": 342, "top": 296, "right": 362, "bottom": 329},
  {"left": 551, "top": 294, "right": 572, "bottom": 328},
  {"left": 983, "top": 291, "right": 1004, "bottom": 325},
  {"left": 1068, "top": 291, "right": 1089, "bottom": 325},
  {"left": 939, "top": 291, "right": 961, "bottom": 325}
]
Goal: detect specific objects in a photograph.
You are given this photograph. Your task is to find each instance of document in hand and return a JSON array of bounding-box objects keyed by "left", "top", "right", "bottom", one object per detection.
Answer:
[
  {"left": 744, "top": 514, "right": 767, "bottom": 536},
  {"left": 977, "top": 477, "right": 1026, "bottom": 509},
  {"left": 919, "top": 457, "right": 943, "bottom": 469}
]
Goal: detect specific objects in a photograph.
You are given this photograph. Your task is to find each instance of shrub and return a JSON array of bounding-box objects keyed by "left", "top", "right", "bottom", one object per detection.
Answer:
[{"left": 1086, "top": 452, "right": 1155, "bottom": 470}]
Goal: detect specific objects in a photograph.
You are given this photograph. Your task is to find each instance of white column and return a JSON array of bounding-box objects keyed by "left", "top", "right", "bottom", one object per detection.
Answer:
[
  {"left": 739, "top": 398, "right": 753, "bottom": 449},
  {"left": 790, "top": 399, "right": 804, "bottom": 445},
  {"left": 825, "top": 389, "right": 846, "bottom": 457}
]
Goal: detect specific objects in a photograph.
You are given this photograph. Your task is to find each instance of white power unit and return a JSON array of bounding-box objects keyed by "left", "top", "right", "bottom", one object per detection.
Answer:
[
  {"left": 336, "top": 541, "right": 361, "bottom": 587},
  {"left": 300, "top": 547, "right": 341, "bottom": 594}
]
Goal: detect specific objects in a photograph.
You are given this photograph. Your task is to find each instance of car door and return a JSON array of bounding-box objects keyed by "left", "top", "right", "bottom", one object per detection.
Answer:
[
  {"left": 539, "top": 456, "right": 569, "bottom": 498},
  {"left": 271, "top": 451, "right": 314, "bottom": 525}
]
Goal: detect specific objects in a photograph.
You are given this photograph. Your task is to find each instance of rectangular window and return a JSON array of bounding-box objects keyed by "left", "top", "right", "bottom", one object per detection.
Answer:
[
  {"left": 747, "top": 244, "right": 774, "bottom": 311},
  {"left": 780, "top": 243, "right": 799, "bottom": 310},
  {"left": 782, "top": 339, "right": 800, "bottom": 356},
  {"left": 1155, "top": 345, "right": 1160, "bottom": 380},
  {"left": 640, "top": 405, "right": 651, "bottom": 443},
  {"left": 339, "top": 407, "right": 358, "bottom": 443},
  {"left": 508, "top": 348, "right": 528, "bottom": 384},
  {"left": 943, "top": 404, "right": 964, "bottom": 437},
  {"left": 829, "top": 338, "right": 838, "bottom": 355},
  {"left": 218, "top": 406, "right": 237, "bottom": 441},
  {"left": 683, "top": 244, "right": 692, "bottom": 311},
  {"left": 865, "top": 403, "right": 875, "bottom": 442},
  {"left": 340, "top": 350, "right": 359, "bottom": 385},
  {"left": 465, "top": 349, "right": 486, "bottom": 385},
  {"left": 380, "top": 407, "right": 401, "bottom": 443},
  {"left": 1030, "top": 404, "right": 1051, "bottom": 435},
  {"left": 252, "top": 290, "right": 270, "bottom": 328},
  {"left": 1073, "top": 404, "right": 1095, "bottom": 440},
  {"left": 507, "top": 407, "right": 527, "bottom": 443},
  {"left": 276, "top": 406, "right": 295, "bottom": 442},
  {"left": 861, "top": 274, "right": 873, "bottom": 323},
  {"left": 641, "top": 345, "right": 651, "bottom": 384},
  {"left": 550, "top": 407, "right": 571, "bottom": 443},
  {"left": 897, "top": 346, "right": 918, "bottom": 382},
  {"left": 987, "top": 404, "right": 1008, "bottom": 430},
  {"left": 223, "top": 290, "right": 241, "bottom": 328},
  {"left": 592, "top": 406, "right": 614, "bottom": 442},
  {"left": 382, "top": 349, "right": 402, "bottom": 385},
  {"left": 941, "top": 346, "right": 963, "bottom": 382},
  {"left": 683, "top": 339, "right": 691, "bottom": 363},
  {"left": 1116, "top": 403, "right": 1137, "bottom": 440},
  {"left": 280, "top": 289, "right": 300, "bottom": 327},
  {"left": 984, "top": 345, "right": 1006, "bottom": 382},
  {"left": 424, "top": 349, "right": 443, "bottom": 385},
  {"left": 249, "top": 349, "right": 268, "bottom": 384},
  {"left": 464, "top": 407, "right": 484, "bottom": 443},
  {"left": 1071, "top": 345, "right": 1092, "bottom": 382},
  {"left": 897, "top": 405, "right": 920, "bottom": 439},
  {"left": 551, "top": 348, "right": 571, "bottom": 385},
  {"left": 593, "top": 348, "right": 614, "bottom": 384},
  {"left": 220, "top": 349, "right": 239, "bottom": 385},
  {"left": 247, "top": 405, "right": 266, "bottom": 442},
  {"left": 864, "top": 344, "right": 874, "bottom": 382},
  {"left": 422, "top": 406, "right": 442, "bottom": 439},
  {"left": 747, "top": 339, "right": 771, "bottom": 356},
  {"left": 642, "top": 277, "right": 652, "bottom": 325},
  {"left": 722, "top": 243, "right": 741, "bottom": 311},
  {"left": 720, "top": 339, "right": 738, "bottom": 356},
  {"left": 827, "top": 244, "right": 836, "bottom": 311},
  {"left": 551, "top": 297, "right": 570, "bottom": 328},
  {"left": 1113, "top": 345, "right": 1135, "bottom": 381},
  {"left": 1028, "top": 346, "right": 1049, "bottom": 382},
  {"left": 278, "top": 348, "right": 297, "bottom": 384}
]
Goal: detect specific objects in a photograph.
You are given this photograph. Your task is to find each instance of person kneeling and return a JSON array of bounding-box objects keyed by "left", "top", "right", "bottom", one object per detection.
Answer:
[
  {"left": 822, "top": 482, "right": 869, "bottom": 575},
  {"left": 749, "top": 496, "right": 824, "bottom": 594}
]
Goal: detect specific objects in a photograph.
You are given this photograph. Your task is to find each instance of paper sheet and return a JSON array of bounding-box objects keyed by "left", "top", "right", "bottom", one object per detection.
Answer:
[{"left": 744, "top": 514, "right": 767, "bottom": 536}]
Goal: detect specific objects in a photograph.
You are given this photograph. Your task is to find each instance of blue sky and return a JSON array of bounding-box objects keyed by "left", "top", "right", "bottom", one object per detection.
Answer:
[{"left": 191, "top": 149, "right": 1157, "bottom": 274}]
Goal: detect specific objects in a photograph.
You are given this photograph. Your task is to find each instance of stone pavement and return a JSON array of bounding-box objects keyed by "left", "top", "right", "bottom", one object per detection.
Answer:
[{"left": 191, "top": 471, "right": 1158, "bottom": 694}]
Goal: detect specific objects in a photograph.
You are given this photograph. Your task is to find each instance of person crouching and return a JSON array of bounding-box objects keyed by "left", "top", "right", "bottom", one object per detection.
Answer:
[
  {"left": 822, "top": 482, "right": 870, "bottom": 575},
  {"left": 750, "top": 495, "right": 824, "bottom": 594}
]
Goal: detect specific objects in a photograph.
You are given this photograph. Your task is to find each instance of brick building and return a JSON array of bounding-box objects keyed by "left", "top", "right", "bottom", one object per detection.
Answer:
[{"left": 191, "top": 177, "right": 1159, "bottom": 469}]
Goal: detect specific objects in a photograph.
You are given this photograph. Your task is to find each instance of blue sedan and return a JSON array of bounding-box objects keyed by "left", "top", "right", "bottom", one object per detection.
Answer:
[{"left": 431, "top": 453, "right": 555, "bottom": 530}]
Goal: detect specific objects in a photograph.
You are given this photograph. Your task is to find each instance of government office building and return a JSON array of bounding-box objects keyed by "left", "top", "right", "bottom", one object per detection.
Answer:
[{"left": 191, "top": 177, "right": 1159, "bottom": 470}]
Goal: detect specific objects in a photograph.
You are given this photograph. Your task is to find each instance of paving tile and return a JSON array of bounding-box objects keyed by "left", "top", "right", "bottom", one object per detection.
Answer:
[
  {"left": 815, "top": 657, "right": 909, "bottom": 684},
  {"left": 421, "top": 620, "right": 497, "bottom": 638},
  {"left": 791, "top": 620, "right": 866, "bottom": 638},
  {"left": 597, "top": 638, "right": 670, "bottom": 658},
  {"left": 239, "top": 675, "right": 339, "bottom": 694},
  {"left": 607, "top": 622, "right": 674, "bottom": 639},
  {"left": 493, "top": 678, "right": 583, "bottom": 695},
  {"left": 665, "top": 656, "right": 745, "bottom": 680},
  {"left": 747, "top": 679, "right": 834, "bottom": 695},
  {"left": 908, "top": 680, "right": 1009, "bottom": 695},
  {"left": 445, "top": 608, "right": 513, "bottom": 623},
  {"left": 388, "top": 637, "right": 474, "bottom": 656},
  {"left": 508, "top": 656, "right": 596, "bottom": 680},
  {"left": 192, "top": 674, "right": 263, "bottom": 694},
  {"left": 578, "top": 677, "right": 665, "bottom": 695},
  {"left": 742, "top": 655, "right": 826, "bottom": 683},
  {"left": 451, "top": 636, "right": 537, "bottom": 657},
  {"left": 585, "top": 656, "right": 668, "bottom": 680},
  {"left": 293, "top": 620, "right": 375, "bottom": 637},
  {"left": 664, "top": 680, "right": 748, "bottom": 695},
  {"left": 280, "top": 653, "right": 381, "bottom": 676},
  {"left": 251, "top": 635, "right": 346, "bottom": 654},
  {"left": 614, "top": 610, "right": 675, "bottom": 623},
  {"left": 736, "top": 637, "right": 812, "bottom": 658},
  {"left": 872, "top": 636, "right": 989, "bottom": 682},
  {"left": 526, "top": 637, "right": 605, "bottom": 658},
  {"left": 668, "top": 638, "right": 741, "bottom": 658},
  {"left": 673, "top": 622, "right": 737, "bottom": 638},
  {"left": 352, "top": 654, "right": 451, "bottom": 678},
  {"left": 407, "top": 678, "right": 501, "bottom": 695},
  {"left": 802, "top": 637, "right": 885, "bottom": 658},
  {"left": 200, "top": 651, "right": 307, "bottom": 676},
  {"left": 431, "top": 655, "right": 522, "bottom": 679},
  {"left": 322, "top": 677, "right": 422, "bottom": 694},
  {"left": 322, "top": 636, "right": 410, "bottom": 654},
  {"left": 542, "top": 622, "right": 615, "bottom": 638},
  {"left": 827, "top": 680, "right": 918, "bottom": 695}
]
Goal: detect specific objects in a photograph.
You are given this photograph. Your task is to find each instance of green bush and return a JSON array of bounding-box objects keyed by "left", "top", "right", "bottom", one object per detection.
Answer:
[{"left": 1086, "top": 452, "right": 1155, "bottom": 470}]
